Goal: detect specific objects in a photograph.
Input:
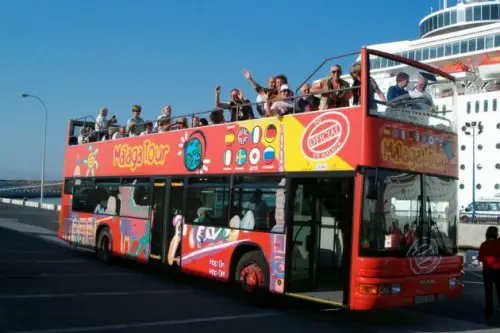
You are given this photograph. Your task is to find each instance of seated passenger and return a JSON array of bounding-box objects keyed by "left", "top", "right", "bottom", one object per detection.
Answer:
[
  {"left": 140, "top": 122, "right": 153, "bottom": 135},
  {"left": 95, "top": 108, "right": 117, "bottom": 139},
  {"left": 170, "top": 117, "right": 188, "bottom": 130},
  {"left": 112, "top": 126, "right": 125, "bottom": 139},
  {"left": 408, "top": 75, "right": 434, "bottom": 110},
  {"left": 387, "top": 72, "right": 409, "bottom": 101},
  {"left": 266, "top": 84, "right": 294, "bottom": 117},
  {"left": 310, "top": 65, "right": 351, "bottom": 110},
  {"left": 215, "top": 85, "right": 254, "bottom": 121},
  {"left": 210, "top": 109, "right": 225, "bottom": 124},
  {"left": 295, "top": 83, "right": 320, "bottom": 113},
  {"left": 192, "top": 116, "right": 208, "bottom": 127},
  {"left": 154, "top": 105, "right": 172, "bottom": 131},
  {"left": 78, "top": 127, "right": 92, "bottom": 144},
  {"left": 126, "top": 105, "right": 144, "bottom": 135},
  {"left": 128, "top": 123, "right": 138, "bottom": 137}
]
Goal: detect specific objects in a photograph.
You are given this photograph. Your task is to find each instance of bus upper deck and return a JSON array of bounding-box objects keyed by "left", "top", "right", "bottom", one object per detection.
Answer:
[{"left": 65, "top": 48, "right": 458, "bottom": 180}]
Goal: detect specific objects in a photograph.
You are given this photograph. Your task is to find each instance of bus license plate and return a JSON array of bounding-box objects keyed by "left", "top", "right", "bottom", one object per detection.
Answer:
[{"left": 414, "top": 295, "right": 436, "bottom": 304}]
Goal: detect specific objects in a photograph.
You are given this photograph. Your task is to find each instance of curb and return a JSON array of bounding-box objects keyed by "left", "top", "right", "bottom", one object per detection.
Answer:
[{"left": 0, "top": 197, "right": 61, "bottom": 212}]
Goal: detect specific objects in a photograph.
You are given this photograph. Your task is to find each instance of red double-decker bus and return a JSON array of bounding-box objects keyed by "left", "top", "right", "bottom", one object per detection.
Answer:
[{"left": 58, "top": 48, "right": 463, "bottom": 310}]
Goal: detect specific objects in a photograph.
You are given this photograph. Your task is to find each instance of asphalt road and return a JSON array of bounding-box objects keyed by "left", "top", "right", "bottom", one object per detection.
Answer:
[{"left": 0, "top": 203, "right": 499, "bottom": 333}]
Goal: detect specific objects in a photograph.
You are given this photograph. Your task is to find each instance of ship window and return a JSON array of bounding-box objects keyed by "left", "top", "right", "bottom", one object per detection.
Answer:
[
  {"left": 381, "top": 58, "right": 388, "bottom": 68},
  {"left": 451, "top": 10, "right": 457, "bottom": 24},
  {"left": 475, "top": 101, "right": 480, "bottom": 113},
  {"left": 474, "top": 6, "right": 481, "bottom": 20},
  {"left": 445, "top": 11, "right": 450, "bottom": 26},
  {"left": 496, "top": 34, "right": 500, "bottom": 47},
  {"left": 433, "top": 15, "right": 437, "bottom": 30},
  {"left": 478, "top": 144, "right": 483, "bottom": 150},
  {"left": 461, "top": 40, "right": 468, "bottom": 53},
  {"left": 438, "top": 13, "right": 444, "bottom": 28},
  {"left": 461, "top": 145, "right": 466, "bottom": 151},
  {"left": 496, "top": 143, "right": 500, "bottom": 149},
  {"left": 486, "top": 35, "right": 494, "bottom": 49},
  {"left": 430, "top": 47, "right": 437, "bottom": 58},
  {"left": 477, "top": 164, "right": 482, "bottom": 170},
  {"left": 415, "top": 50, "right": 422, "bottom": 61},
  {"left": 468, "top": 39, "right": 477, "bottom": 52},
  {"left": 467, "top": 101, "right": 471, "bottom": 113},
  {"left": 492, "top": 5, "right": 499, "bottom": 20},
  {"left": 484, "top": 100, "right": 488, "bottom": 112},
  {"left": 477, "top": 184, "right": 482, "bottom": 190},
  {"left": 445, "top": 44, "right": 452, "bottom": 56},
  {"left": 496, "top": 163, "right": 500, "bottom": 169},
  {"left": 452, "top": 42, "right": 460, "bottom": 55},
  {"left": 422, "top": 48, "right": 429, "bottom": 60},
  {"left": 459, "top": 184, "right": 465, "bottom": 190},
  {"left": 460, "top": 164, "right": 465, "bottom": 170},
  {"left": 437, "top": 46, "right": 444, "bottom": 58},
  {"left": 483, "top": 5, "right": 491, "bottom": 20},
  {"left": 466, "top": 7, "right": 473, "bottom": 21},
  {"left": 477, "top": 37, "right": 485, "bottom": 51},
  {"left": 493, "top": 99, "right": 497, "bottom": 111},
  {"left": 495, "top": 184, "right": 500, "bottom": 190}
]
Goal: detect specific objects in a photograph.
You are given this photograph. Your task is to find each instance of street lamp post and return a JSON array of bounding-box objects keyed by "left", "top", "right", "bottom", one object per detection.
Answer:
[
  {"left": 461, "top": 121, "right": 484, "bottom": 223},
  {"left": 21, "top": 93, "right": 48, "bottom": 204}
]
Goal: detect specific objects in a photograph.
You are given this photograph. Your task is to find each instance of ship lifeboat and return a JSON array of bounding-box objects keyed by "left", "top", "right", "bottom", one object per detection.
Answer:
[
  {"left": 439, "top": 62, "right": 470, "bottom": 74},
  {"left": 478, "top": 55, "right": 500, "bottom": 80}
]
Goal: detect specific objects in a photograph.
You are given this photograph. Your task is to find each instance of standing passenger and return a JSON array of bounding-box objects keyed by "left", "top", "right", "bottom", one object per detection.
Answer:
[{"left": 478, "top": 226, "right": 500, "bottom": 319}]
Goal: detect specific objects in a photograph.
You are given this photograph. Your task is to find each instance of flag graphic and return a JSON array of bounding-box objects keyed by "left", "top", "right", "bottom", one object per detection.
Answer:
[
  {"left": 225, "top": 130, "right": 235, "bottom": 146},
  {"left": 236, "top": 149, "right": 247, "bottom": 166},
  {"left": 237, "top": 127, "right": 249, "bottom": 145},
  {"left": 251, "top": 126, "right": 262, "bottom": 144},
  {"left": 263, "top": 146, "right": 275, "bottom": 164},
  {"left": 249, "top": 147, "right": 260, "bottom": 165},
  {"left": 265, "top": 124, "right": 277, "bottom": 143},
  {"left": 223, "top": 150, "right": 232, "bottom": 166}
]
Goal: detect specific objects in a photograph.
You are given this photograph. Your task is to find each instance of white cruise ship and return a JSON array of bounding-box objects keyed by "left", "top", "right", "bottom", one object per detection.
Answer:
[{"left": 364, "top": 0, "right": 500, "bottom": 212}]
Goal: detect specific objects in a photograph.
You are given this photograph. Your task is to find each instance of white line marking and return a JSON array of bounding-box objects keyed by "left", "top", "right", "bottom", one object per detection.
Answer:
[
  {"left": 464, "top": 281, "right": 483, "bottom": 285},
  {"left": 0, "top": 289, "right": 192, "bottom": 300},
  {"left": 465, "top": 270, "right": 483, "bottom": 279},
  {"left": 0, "top": 260, "right": 86, "bottom": 264},
  {"left": 5, "top": 312, "right": 277, "bottom": 333},
  {"left": 0, "top": 272, "right": 134, "bottom": 278}
]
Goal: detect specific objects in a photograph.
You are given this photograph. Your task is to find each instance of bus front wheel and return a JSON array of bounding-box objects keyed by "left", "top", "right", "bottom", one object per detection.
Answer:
[{"left": 234, "top": 250, "right": 269, "bottom": 304}]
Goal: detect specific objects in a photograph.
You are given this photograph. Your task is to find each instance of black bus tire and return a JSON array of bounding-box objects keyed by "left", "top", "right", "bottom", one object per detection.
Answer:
[{"left": 96, "top": 228, "right": 114, "bottom": 264}]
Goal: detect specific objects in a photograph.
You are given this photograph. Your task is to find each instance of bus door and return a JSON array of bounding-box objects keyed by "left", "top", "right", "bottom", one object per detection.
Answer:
[
  {"left": 287, "top": 176, "right": 353, "bottom": 306},
  {"left": 149, "top": 179, "right": 169, "bottom": 261}
]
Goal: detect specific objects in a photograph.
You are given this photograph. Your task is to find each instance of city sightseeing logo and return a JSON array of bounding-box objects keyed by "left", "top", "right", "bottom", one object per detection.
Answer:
[{"left": 407, "top": 237, "right": 442, "bottom": 275}]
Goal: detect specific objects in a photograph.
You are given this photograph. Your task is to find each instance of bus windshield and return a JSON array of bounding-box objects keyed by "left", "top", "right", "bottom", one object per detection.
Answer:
[
  {"left": 366, "top": 50, "right": 457, "bottom": 134},
  {"left": 360, "top": 168, "right": 457, "bottom": 257}
]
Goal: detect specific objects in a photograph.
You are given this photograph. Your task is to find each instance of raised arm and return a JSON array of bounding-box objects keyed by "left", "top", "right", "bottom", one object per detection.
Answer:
[{"left": 215, "top": 85, "right": 230, "bottom": 109}]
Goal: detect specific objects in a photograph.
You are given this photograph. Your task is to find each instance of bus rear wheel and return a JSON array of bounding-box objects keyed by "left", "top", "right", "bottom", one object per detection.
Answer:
[
  {"left": 234, "top": 251, "right": 269, "bottom": 305},
  {"left": 96, "top": 228, "right": 113, "bottom": 264}
]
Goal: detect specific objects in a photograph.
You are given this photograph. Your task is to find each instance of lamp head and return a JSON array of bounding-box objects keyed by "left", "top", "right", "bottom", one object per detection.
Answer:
[{"left": 21, "top": 93, "right": 30, "bottom": 98}]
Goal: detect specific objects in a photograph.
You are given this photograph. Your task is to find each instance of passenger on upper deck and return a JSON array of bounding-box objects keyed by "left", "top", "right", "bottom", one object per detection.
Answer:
[
  {"left": 95, "top": 108, "right": 117, "bottom": 135},
  {"left": 349, "top": 62, "right": 385, "bottom": 109},
  {"left": 310, "top": 65, "right": 350, "bottom": 110},
  {"left": 215, "top": 85, "right": 254, "bottom": 121},
  {"left": 126, "top": 105, "right": 145, "bottom": 135},
  {"left": 242, "top": 71, "right": 276, "bottom": 117},
  {"left": 408, "top": 75, "right": 434, "bottom": 110},
  {"left": 265, "top": 84, "right": 294, "bottom": 117},
  {"left": 112, "top": 126, "right": 125, "bottom": 139},
  {"left": 210, "top": 109, "right": 225, "bottom": 124},
  {"left": 386, "top": 72, "right": 409, "bottom": 102},
  {"left": 154, "top": 105, "right": 172, "bottom": 131},
  {"left": 140, "top": 122, "right": 153, "bottom": 135},
  {"left": 295, "top": 84, "right": 320, "bottom": 113}
]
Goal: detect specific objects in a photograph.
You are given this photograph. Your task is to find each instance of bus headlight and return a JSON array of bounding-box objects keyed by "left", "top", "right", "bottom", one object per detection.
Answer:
[{"left": 391, "top": 283, "right": 401, "bottom": 294}]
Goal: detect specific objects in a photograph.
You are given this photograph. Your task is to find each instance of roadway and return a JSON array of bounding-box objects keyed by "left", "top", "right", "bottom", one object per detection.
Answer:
[{"left": 0, "top": 203, "right": 498, "bottom": 333}]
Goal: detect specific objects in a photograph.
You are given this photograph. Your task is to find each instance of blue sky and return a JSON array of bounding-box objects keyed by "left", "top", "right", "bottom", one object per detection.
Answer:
[{"left": 0, "top": 0, "right": 447, "bottom": 180}]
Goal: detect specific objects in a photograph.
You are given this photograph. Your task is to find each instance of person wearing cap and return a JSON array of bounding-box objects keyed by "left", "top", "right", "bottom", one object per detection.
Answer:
[
  {"left": 126, "top": 105, "right": 145, "bottom": 135},
  {"left": 265, "top": 84, "right": 294, "bottom": 117},
  {"left": 310, "top": 64, "right": 351, "bottom": 110}
]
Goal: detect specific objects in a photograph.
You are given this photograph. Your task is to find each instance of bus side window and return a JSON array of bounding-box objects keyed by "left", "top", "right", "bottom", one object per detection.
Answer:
[{"left": 185, "top": 177, "right": 230, "bottom": 227}]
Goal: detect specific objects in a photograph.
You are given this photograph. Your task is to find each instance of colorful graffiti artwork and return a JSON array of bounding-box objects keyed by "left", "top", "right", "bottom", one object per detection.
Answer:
[
  {"left": 270, "top": 233, "right": 286, "bottom": 293},
  {"left": 119, "top": 218, "right": 151, "bottom": 257}
]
